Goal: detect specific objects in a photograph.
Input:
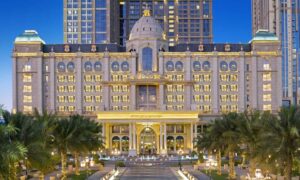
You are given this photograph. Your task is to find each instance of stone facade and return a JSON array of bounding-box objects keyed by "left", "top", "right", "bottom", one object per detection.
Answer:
[{"left": 13, "top": 13, "right": 282, "bottom": 156}]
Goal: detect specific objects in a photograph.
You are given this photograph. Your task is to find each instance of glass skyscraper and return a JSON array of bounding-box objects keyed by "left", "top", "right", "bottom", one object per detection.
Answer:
[{"left": 64, "top": 0, "right": 213, "bottom": 46}]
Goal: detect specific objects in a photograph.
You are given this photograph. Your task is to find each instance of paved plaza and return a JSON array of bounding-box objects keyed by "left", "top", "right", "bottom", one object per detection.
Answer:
[{"left": 117, "top": 165, "right": 183, "bottom": 180}]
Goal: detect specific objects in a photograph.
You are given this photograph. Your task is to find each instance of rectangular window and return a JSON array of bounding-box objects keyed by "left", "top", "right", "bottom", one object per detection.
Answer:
[
  {"left": 23, "top": 96, "right": 32, "bottom": 103},
  {"left": 194, "top": 95, "right": 201, "bottom": 102},
  {"left": 263, "top": 104, "right": 272, "bottom": 111},
  {"left": 231, "top": 85, "right": 238, "bottom": 92},
  {"left": 84, "top": 85, "right": 93, "bottom": 92},
  {"left": 95, "top": 96, "right": 102, "bottom": 102},
  {"left": 122, "top": 95, "right": 129, "bottom": 102},
  {"left": 231, "top": 95, "right": 238, "bottom": 102},
  {"left": 85, "top": 96, "right": 93, "bottom": 102},
  {"left": 58, "top": 75, "right": 65, "bottom": 82},
  {"left": 177, "top": 95, "right": 184, "bottom": 102},
  {"left": 194, "top": 84, "right": 200, "bottom": 92},
  {"left": 263, "top": 84, "right": 272, "bottom": 91},
  {"left": 95, "top": 75, "right": 102, "bottom": 82},
  {"left": 263, "top": 73, "right": 272, "bottom": 81},
  {"left": 68, "top": 86, "right": 75, "bottom": 92},
  {"left": 58, "top": 106, "right": 65, "bottom": 112},
  {"left": 167, "top": 85, "right": 173, "bottom": 92},
  {"left": 24, "top": 106, "right": 32, "bottom": 113},
  {"left": 95, "top": 85, "right": 102, "bottom": 92},
  {"left": 204, "top": 95, "right": 211, "bottom": 102},
  {"left": 204, "top": 74, "right": 211, "bottom": 82},
  {"left": 122, "top": 85, "right": 129, "bottom": 92},
  {"left": 68, "top": 76, "right": 75, "bottom": 82},
  {"left": 23, "top": 85, "right": 32, "bottom": 93},
  {"left": 263, "top": 94, "right": 272, "bottom": 102},
  {"left": 58, "top": 86, "right": 65, "bottom": 92},
  {"left": 68, "top": 96, "right": 75, "bottom": 103},
  {"left": 68, "top": 106, "right": 75, "bottom": 112},
  {"left": 23, "top": 65, "right": 31, "bottom": 72},
  {"left": 84, "top": 75, "right": 93, "bottom": 82},
  {"left": 23, "top": 74, "right": 32, "bottom": 82},
  {"left": 58, "top": 96, "right": 65, "bottom": 103}
]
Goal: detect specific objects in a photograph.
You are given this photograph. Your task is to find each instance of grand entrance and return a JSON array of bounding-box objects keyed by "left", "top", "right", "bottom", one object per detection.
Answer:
[{"left": 140, "top": 127, "right": 157, "bottom": 155}]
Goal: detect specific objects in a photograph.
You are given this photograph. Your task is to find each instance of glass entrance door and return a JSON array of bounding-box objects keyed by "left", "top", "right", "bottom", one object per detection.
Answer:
[{"left": 140, "top": 127, "right": 157, "bottom": 155}]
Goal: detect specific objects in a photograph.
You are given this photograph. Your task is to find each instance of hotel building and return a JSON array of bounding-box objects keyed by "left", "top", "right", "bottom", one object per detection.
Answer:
[
  {"left": 13, "top": 10, "right": 282, "bottom": 156},
  {"left": 64, "top": 0, "right": 213, "bottom": 46}
]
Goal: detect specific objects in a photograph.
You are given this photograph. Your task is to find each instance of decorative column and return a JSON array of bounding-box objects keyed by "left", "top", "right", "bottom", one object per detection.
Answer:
[
  {"left": 163, "top": 123, "right": 167, "bottom": 151},
  {"left": 36, "top": 56, "right": 43, "bottom": 113},
  {"left": 49, "top": 54, "right": 56, "bottom": 113},
  {"left": 12, "top": 57, "right": 18, "bottom": 113},
  {"left": 103, "top": 51, "right": 110, "bottom": 110},
  {"left": 102, "top": 123, "right": 106, "bottom": 148},
  {"left": 128, "top": 122, "right": 137, "bottom": 157},
  {"left": 75, "top": 54, "right": 82, "bottom": 114},
  {"left": 251, "top": 55, "right": 258, "bottom": 109},
  {"left": 239, "top": 52, "right": 245, "bottom": 112},
  {"left": 190, "top": 122, "right": 194, "bottom": 151},
  {"left": 212, "top": 52, "right": 219, "bottom": 114},
  {"left": 160, "top": 123, "right": 163, "bottom": 153}
]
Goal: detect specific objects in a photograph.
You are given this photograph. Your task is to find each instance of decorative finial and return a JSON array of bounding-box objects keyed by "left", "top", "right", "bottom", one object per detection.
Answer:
[
  {"left": 143, "top": 4, "right": 151, "bottom": 16},
  {"left": 51, "top": 46, "right": 54, "bottom": 52},
  {"left": 105, "top": 46, "right": 108, "bottom": 52},
  {"left": 78, "top": 46, "right": 81, "bottom": 52}
]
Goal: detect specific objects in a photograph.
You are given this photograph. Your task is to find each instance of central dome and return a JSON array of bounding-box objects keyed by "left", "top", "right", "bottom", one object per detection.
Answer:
[{"left": 129, "top": 9, "right": 164, "bottom": 41}]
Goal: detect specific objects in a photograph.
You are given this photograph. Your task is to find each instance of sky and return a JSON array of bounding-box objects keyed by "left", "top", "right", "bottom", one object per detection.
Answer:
[{"left": 0, "top": 0, "right": 251, "bottom": 111}]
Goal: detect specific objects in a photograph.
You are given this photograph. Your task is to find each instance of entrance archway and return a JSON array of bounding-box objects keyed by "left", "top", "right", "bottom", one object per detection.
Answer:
[{"left": 140, "top": 127, "right": 157, "bottom": 155}]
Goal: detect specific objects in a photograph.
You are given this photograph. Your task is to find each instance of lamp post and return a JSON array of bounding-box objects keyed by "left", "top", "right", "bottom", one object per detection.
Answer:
[
  {"left": 177, "top": 149, "right": 183, "bottom": 171},
  {"left": 25, "top": 157, "right": 28, "bottom": 176},
  {"left": 85, "top": 157, "right": 90, "bottom": 178}
]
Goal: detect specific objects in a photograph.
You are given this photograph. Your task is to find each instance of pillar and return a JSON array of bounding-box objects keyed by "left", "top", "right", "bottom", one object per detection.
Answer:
[
  {"left": 190, "top": 122, "right": 194, "bottom": 151},
  {"left": 75, "top": 55, "right": 82, "bottom": 114},
  {"left": 128, "top": 122, "right": 137, "bottom": 156}
]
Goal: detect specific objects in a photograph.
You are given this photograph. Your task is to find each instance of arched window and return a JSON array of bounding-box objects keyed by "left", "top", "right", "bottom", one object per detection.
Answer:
[
  {"left": 142, "top": 47, "right": 153, "bottom": 71},
  {"left": 166, "top": 61, "right": 174, "bottom": 71},
  {"left": 84, "top": 61, "right": 93, "bottom": 72},
  {"left": 176, "top": 136, "right": 184, "bottom": 150},
  {"left": 121, "top": 136, "right": 129, "bottom": 152},
  {"left": 202, "top": 61, "right": 211, "bottom": 71},
  {"left": 175, "top": 61, "right": 184, "bottom": 71},
  {"left": 67, "top": 62, "right": 75, "bottom": 72},
  {"left": 121, "top": 61, "right": 129, "bottom": 71},
  {"left": 94, "top": 61, "right": 102, "bottom": 71},
  {"left": 167, "top": 136, "right": 175, "bottom": 151},
  {"left": 112, "top": 136, "right": 120, "bottom": 151},
  {"left": 57, "top": 62, "right": 65, "bottom": 72},
  {"left": 220, "top": 61, "right": 228, "bottom": 71},
  {"left": 111, "top": 61, "right": 119, "bottom": 71},
  {"left": 229, "top": 61, "right": 237, "bottom": 71},
  {"left": 193, "top": 61, "right": 201, "bottom": 71}
]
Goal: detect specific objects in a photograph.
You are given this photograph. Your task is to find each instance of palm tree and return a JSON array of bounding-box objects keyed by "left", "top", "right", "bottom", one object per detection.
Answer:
[
  {"left": 3, "top": 110, "right": 57, "bottom": 180},
  {"left": 258, "top": 106, "right": 300, "bottom": 180},
  {"left": 236, "top": 110, "right": 263, "bottom": 176},
  {"left": 216, "top": 113, "right": 240, "bottom": 179},
  {"left": 68, "top": 115, "right": 103, "bottom": 175},
  {"left": 196, "top": 122, "right": 225, "bottom": 175},
  {"left": 0, "top": 120, "right": 27, "bottom": 180},
  {"left": 51, "top": 118, "right": 77, "bottom": 179}
]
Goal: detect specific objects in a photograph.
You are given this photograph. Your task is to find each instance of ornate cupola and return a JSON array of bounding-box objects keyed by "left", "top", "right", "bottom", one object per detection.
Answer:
[{"left": 126, "top": 6, "right": 168, "bottom": 72}]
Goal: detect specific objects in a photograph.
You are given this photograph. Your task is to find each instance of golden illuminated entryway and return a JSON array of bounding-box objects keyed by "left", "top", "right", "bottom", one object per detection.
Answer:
[
  {"left": 140, "top": 127, "right": 157, "bottom": 155},
  {"left": 98, "top": 111, "right": 199, "bottom": 156}
]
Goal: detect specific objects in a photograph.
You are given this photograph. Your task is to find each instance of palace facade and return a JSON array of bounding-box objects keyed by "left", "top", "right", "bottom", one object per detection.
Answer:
[{"left": 12, "top": 10, "right": 282, "bottom": 156}]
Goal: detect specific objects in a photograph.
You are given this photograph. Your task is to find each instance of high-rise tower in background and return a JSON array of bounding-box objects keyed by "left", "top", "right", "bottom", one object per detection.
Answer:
[
  {"left": 252, "top": 0, "right": 300, "bottom": 105},
  {"left": 64, "top": 0, "right": 213, "bottom": 46}
]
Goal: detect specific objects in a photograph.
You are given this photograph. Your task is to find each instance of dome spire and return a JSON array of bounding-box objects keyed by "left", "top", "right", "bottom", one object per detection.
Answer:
[{"left": 143, "top": 4, "right": 151, "bottom": 16}]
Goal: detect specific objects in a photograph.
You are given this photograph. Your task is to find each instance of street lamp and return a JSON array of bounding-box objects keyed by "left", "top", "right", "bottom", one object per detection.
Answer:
[
  {"left": 177, "top": 149, "right": 183, "bottom": 171},
  {"left": 25, "top": 157, "right": 28, "bottom": 176},
  {"left": 85, "top": 157, "right": 90, "bottom": 178}
]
